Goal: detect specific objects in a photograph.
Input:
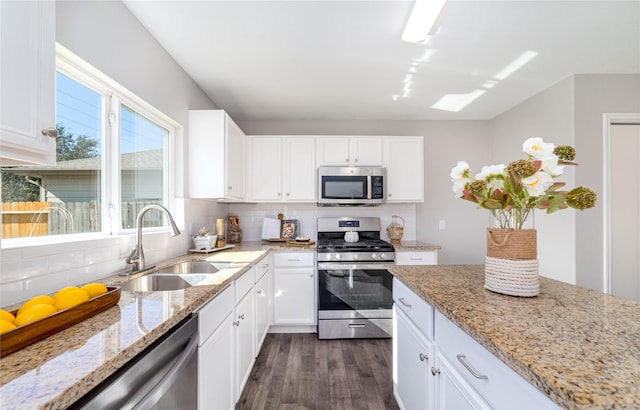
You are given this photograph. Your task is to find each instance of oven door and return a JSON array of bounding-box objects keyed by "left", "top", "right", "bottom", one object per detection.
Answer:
[{"left": 317, "top": 263, "right": 393, "bottom": 312}]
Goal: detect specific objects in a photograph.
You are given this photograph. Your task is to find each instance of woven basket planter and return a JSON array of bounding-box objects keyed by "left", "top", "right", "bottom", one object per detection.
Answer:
[
  {"left": 485, "top": 228, "right": 539, "bottom": 297},
  {"left": 487, "top": 228, "right": 537, "bottom": 260},
  {"left": 485, "top": 257, "right": 539, "bottom": 297}
]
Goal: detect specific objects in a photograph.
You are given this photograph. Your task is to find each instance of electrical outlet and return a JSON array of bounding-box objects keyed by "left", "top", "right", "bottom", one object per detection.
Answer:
[{"left": 438, "top": 220, "right": 445, "bottom": 230}]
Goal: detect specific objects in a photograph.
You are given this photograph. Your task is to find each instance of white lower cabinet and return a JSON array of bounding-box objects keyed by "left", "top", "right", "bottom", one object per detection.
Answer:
[
  {"left": 272, "top": 252, "right": 316, "bottom": 327},
  {"left": 393, "top": 306, "right": 435, "bottom": 410},
  {"left": 198, "top": 285, "right": 235, "bottom": 410},
  {"left": 234, "top": 267, "right": 256, "bottom": 402},
  {"left": 198, "top": 259, "right": 274, "bottom": 409},
  {"left": 254, "top": 256, "right": 272, "bottom": 353},
  {"left": 393, "top": 278, "right": 559, "bottom": 410}
]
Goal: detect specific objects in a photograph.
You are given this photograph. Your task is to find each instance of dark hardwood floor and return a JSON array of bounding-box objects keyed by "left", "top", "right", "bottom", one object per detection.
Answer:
[{"left": 236, "top": 333, "right": 400, "bottom": 410}]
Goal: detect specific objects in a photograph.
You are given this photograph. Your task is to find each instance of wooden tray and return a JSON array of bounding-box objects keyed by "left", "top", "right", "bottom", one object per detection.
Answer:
[
  {"left": 285, "top": 240, "right": 316, "bottom": 247},
  {"left": 0, "top": 286, "right": 121, "bottom": 358}
]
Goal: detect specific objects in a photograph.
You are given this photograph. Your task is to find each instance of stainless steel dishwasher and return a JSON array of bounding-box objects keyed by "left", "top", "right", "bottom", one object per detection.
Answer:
[{"left": 71, "top": 314, "right": 198, "bottom": 410}]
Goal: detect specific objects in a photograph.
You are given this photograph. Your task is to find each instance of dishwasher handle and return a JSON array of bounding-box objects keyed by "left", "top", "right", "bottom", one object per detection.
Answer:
[{"left": 132, "top": 331, "right": 199, "bottom": 410}]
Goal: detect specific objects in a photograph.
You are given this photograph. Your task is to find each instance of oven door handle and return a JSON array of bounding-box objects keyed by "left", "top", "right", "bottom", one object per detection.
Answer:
[{"left": 317, "top": 262, "right": 394, "bottom": 270}]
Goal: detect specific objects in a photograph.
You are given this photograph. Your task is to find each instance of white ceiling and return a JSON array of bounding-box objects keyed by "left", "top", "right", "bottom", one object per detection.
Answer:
[{"left": 123, "top": 0, "right": 640, "bottom": 121}]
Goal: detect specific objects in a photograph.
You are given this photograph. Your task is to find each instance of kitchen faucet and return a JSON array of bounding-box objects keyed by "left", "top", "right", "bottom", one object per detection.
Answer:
[{"left": 125, "top": 204, "right": 181, "bottom": 274}]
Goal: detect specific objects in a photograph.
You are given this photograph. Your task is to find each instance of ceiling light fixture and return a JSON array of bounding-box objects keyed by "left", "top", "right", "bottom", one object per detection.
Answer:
[
  {"left": 402, "top": 0, "right": 447, "bottom": 44},
  {"left": 493, "top": 50, "right": 539, "bottom": 80},
  {"left": 432, "top": 89, "right": 486, "bottom": 112}
]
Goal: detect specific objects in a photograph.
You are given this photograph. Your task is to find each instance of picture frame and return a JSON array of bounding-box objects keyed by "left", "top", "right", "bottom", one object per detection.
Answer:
[{"left": 280, "top": 219, "right": 299, "bottom": 239}]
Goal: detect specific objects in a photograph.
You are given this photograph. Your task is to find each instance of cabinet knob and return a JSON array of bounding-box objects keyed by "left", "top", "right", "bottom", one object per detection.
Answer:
[
  {"left": 278, "top": 192, "right": 281, "bottom": 196},
  {"left": 345, "top": 158, "right": 349, "bottom": 162},
  {"left": 431, "top": 367, "right": 440, "bottom": 376},
  {"left": 233, "top": 321, "right": 240, "bottom": 327},
  {"left": 41, "top": 127, "right": 58, "bottom": 138},
  {"left": 238, "top": 314, "right": 245, "bottom": 320},
  {"left": 354, "top": 158, "right": 358, "bottom": 163},
  {"left": 257, "top": 290, "right": 262, "bottom": 295},
  {"left": 388, "top": 193, "right": 392, "bottom": 197},
  {"left": 286, "top": 192, "right": 290, "bottom": 196},
  {"left": 419, "top": 353, "right": 428, "bottom": 362},
  {"left": 228, "top": 185, "right": 232, "bottom": 190}
]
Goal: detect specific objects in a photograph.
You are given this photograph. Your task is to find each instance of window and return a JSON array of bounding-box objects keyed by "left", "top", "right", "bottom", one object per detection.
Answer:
[{"left": 0, "top": 45, "right": 178, "bottom": 242}]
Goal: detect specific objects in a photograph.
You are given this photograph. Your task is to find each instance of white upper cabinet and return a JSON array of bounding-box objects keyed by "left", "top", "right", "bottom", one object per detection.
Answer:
[
  {"left": 246, "top": 135, "right": 316, "bottom": 202},
  {"left": 384, "top": 136, "right": 424, "bottom": 202},
  {"left": 188, "top": 110, "right": 245, "bottom": 200},
  {"left": 317, "top": 136, "right": 383, "bottom": 167},
  {"left": 0, "top": 0, "right": 57, "bottom": 166}
]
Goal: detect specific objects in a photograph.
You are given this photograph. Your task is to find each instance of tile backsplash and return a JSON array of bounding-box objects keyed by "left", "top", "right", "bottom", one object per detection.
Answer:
[{"left": 228, "top": 202, "right": 417, "bottom": 242}]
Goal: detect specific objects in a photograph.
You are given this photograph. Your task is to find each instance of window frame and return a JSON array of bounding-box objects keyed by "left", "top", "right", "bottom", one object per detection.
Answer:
[{"left": 0, "top": 44, "right": 181, "bottom": 247}]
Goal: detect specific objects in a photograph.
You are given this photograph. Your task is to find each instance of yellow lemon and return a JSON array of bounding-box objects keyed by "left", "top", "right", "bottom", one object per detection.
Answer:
[
  {"left": 0, "top": 319, "right": 17, "bottom": 334},
  {"left": 80, "top": 283, "right": 108, "bottom": 299},
  {"left": 54, "top": 289, "right": 90, "bottom": 311},
  {"left": 15, "top": 304, "right": 57, "bottom": 327},
  {"left": 0, "top": 309, "right": 16, "bottom": 324},
  {"left": 53, "top": 286, "right": 81, "bottom": 303},
  {"left": 17, "top": 295, "right": 55, "bottom": 316}
]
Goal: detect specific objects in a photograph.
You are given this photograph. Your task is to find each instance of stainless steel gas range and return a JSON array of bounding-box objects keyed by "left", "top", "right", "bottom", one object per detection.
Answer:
[{"left": 316, "top": 217, "right": 395, "bottom": 339}]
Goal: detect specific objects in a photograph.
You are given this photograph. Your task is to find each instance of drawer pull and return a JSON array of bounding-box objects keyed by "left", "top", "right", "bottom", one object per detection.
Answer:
[
  {"left": 457, "top": 354, "right": 488, "bottom": 379},
  {"left": 398, "top": 297, "right": 412, "bottom": 308},
  {"left": 410, "top": 257, "right": 423, "bottom": 261},
  {"left": 349, "top": 323, "right": 366, "bottom": 328},
  {"left": 288, "top": 259, "right": 301, "bottom": 262},
  {"left": 419, "top": 353, "right": 428, "bottom": 362}
]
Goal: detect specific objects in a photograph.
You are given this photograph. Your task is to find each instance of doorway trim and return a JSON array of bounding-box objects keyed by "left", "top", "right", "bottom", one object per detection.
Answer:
[{"left": 603, "top": 113, "right": 640, "bottom": 294}]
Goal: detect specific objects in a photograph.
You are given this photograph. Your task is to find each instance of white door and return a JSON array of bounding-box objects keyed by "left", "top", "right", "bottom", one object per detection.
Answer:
[{"left": 610, "top": 123, "right": 640, "bottom": 301}]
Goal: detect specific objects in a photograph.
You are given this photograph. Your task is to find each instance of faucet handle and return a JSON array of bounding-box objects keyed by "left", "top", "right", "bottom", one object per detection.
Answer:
[{"left": 126, "top": 248, "right": 138, "bottom": 264}]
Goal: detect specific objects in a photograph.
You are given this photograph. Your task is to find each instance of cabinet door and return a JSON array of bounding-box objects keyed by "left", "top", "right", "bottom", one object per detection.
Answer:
[
  {"left": 350, "top": 136, "right": 383, "bottom": 166},
  {"left": 316, "top": 136, "right": 350, "bottom": 166},
  {"left": 283, "top": 137, "right": 316, "bottom": 201},
  {"left": 394, "top": 307, "right": 434, "bottom": 410},
  {"left": 433, "top": 352, "right": 491, "bottom": 410},
  {"left": 199, "top": 315, "right": 234, "bottom": 410},
  {"left": 247, "top": 136, "right": 282, "bottom": 201},
  {"left": 0, "top": 0, "right": 56, "bottom": 166},
  {"left": 225, "top": 116, "right": 246, "bottom": 200},
  {"left": 273, "top": 268, "right": 316, "bottom": 325},
  {"left": 254, "top": 268, "right": 271, "bottom": 353},
  {"left": 235, "top": 290, "right": 255, "bottom": 401},
  {"left": 384, "top": 136, "right": 424, "bottom": 202}
]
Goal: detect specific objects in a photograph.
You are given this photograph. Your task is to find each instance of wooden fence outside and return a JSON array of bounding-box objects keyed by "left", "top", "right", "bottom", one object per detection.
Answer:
[{"left": 1, "top": 200, "right": 163, "bottom": 239}]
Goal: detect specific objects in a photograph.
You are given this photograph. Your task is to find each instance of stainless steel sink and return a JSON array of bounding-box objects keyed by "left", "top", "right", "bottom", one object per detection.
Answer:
[
  {"left": 120, "top": 274, "right": 192, "bottom": 291},
  {"left": 156, "top": 261, "right": 231, "bottom": 274}
]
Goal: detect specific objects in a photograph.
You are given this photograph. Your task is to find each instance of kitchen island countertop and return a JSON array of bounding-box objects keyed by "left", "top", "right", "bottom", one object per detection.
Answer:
[
  {"left": 390, "top": 264, "right": 640, "bottom": 409},
  {"left": 0, "top": 241, "right": 311, "bottom": 410}
]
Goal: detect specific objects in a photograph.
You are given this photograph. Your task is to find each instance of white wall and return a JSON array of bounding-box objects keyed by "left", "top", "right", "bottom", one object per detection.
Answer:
[
  {"left": 0, "top": 1, "right": 227, "bottom": 306},
  {"left": 573, "top": 74, "right": 640, "bottom": 291}
]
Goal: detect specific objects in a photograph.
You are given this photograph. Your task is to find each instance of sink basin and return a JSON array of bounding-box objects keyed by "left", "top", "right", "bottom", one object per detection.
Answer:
[
  {"left": 156, "top": 261, "right": 231, "bottom": 274},
  {"left": 121, "top": 274, "right": 193, "bottom": 292}
]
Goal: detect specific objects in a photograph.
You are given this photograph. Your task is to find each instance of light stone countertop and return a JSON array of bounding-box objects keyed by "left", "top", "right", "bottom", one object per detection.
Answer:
[
  {"left": 0, "top": 242, "right": 313, "bottom": 410},
  {"left": 389, "top": 264, "right": 640, "bottom": 410}
]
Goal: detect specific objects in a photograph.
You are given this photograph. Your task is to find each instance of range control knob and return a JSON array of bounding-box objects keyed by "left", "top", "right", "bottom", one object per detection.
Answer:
[
  {"left": 380, "top": 253, "right": 387, "bottom": 260},
  {"left": 371, "top": 253, "right": 379, "bottom": 260},
  {"left": 334, "top": 253, "right": 341, "bottom": 260},
  {"left": 353, "top": 254, "right": 359, "bottom": 260}
]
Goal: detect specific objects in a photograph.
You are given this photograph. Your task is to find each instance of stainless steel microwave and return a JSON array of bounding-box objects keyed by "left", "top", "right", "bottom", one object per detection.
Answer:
[{"left": 317, "top": 166, "right": 386, "bottom": 206}]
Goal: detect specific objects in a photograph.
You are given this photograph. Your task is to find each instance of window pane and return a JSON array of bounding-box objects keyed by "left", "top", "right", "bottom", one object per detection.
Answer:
[
  {"left": 1, "top": 72, "right": 102, "bottom": 238},
  {"left": 120, "top": 105, "right": 168, "bottom": 229}
]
